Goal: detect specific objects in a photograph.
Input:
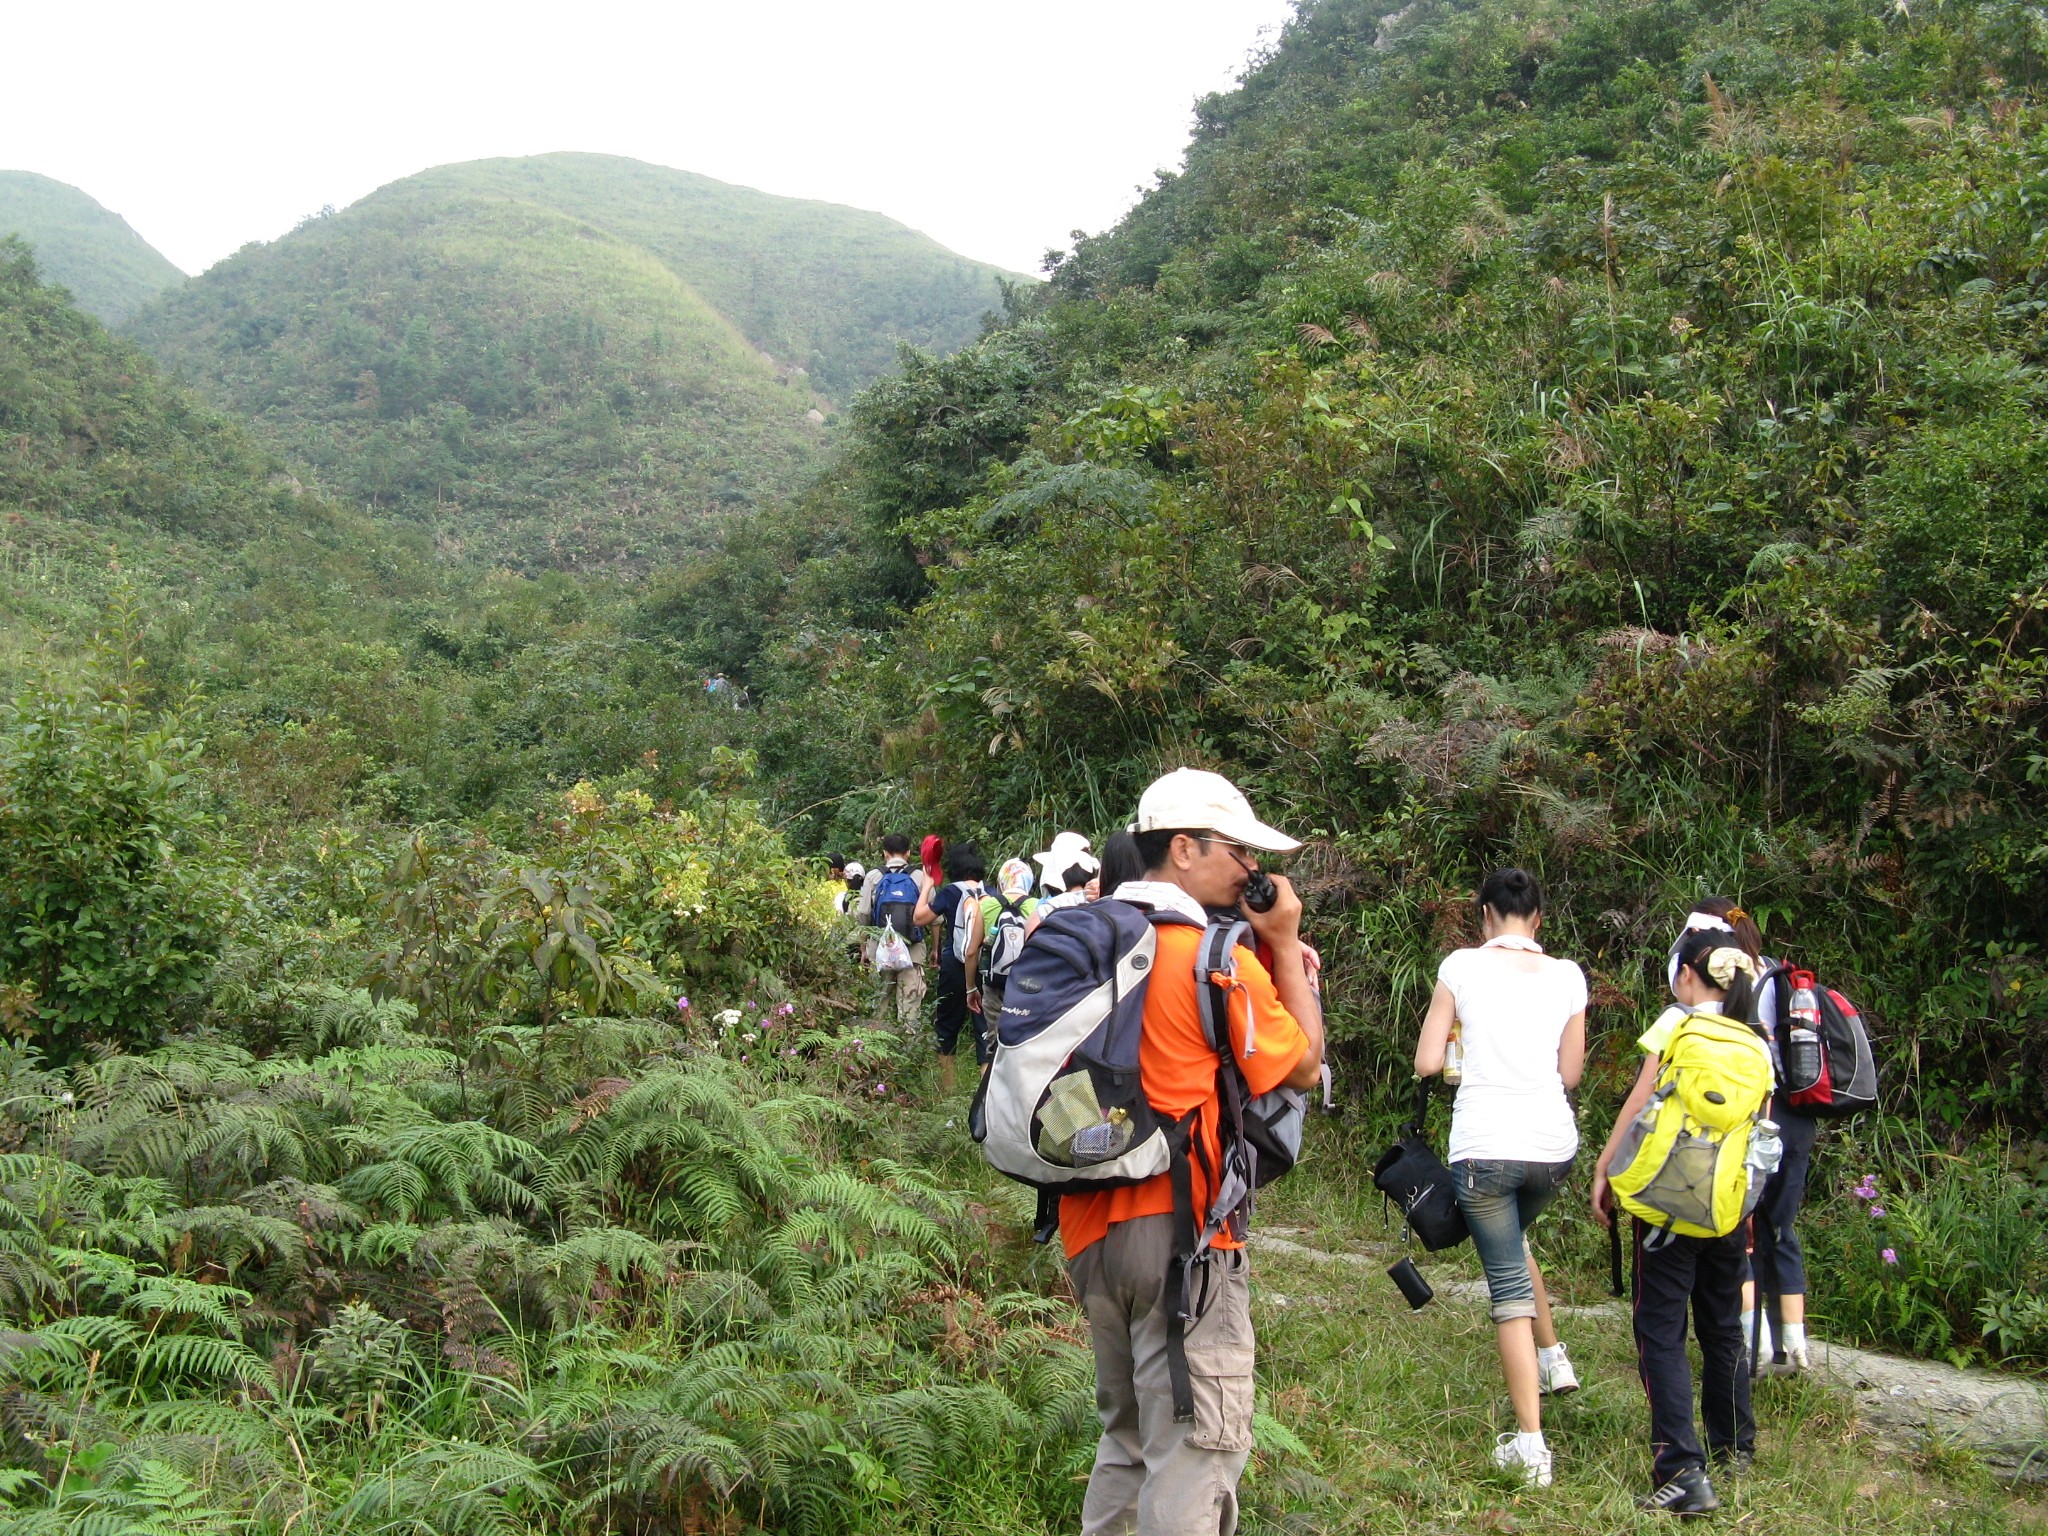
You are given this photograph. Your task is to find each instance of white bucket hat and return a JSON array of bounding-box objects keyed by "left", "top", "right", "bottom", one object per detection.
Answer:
[
  {"left": 1033, "top": 830, "right": 1098, "bottom": 879},
  {"left": 1134, "top": 768, "right": 1300, "bottom": 853}
]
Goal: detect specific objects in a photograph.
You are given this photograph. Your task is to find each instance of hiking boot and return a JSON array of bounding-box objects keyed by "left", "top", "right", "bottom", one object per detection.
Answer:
[
  {"left": 1638, "top": 1466, "right": 1719, "bottom": 1516},
  {"left": 1491, "top": 1432, "right": 1554, "bottom": 1488},
  {"left": 1539, "top": 1345, "right": 1580, "bottom": 1396}
]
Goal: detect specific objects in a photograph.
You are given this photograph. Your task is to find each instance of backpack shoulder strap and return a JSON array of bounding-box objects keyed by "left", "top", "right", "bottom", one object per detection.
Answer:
[{"left": 1195, "top": 914, "right": 1253, "bottom": 1060}]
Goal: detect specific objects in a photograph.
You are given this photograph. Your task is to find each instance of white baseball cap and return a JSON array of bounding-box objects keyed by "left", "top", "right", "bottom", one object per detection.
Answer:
[
  {"left": 1033, "top": 830, "right": 1098, "bottom": 877},
  {"left": 843, "top": 860, "right": 867, "bottom": 879},
  {"left": 1134, "top": 768, "right": 1300, "bottom": 853}
]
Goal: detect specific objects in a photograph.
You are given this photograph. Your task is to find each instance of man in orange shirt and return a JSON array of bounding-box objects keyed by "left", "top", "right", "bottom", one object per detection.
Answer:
[{"left": 1064, "top": 769, "right": 1324, "bottom": 1536}]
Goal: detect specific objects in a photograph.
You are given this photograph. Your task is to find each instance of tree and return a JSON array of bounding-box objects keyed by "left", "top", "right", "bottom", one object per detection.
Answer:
[{"left": 0, "top": 623, "right": 237, "bottom": 1058}]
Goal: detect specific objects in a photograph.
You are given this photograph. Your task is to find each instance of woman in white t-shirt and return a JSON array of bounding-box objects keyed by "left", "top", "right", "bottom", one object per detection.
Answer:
[{"left": 1414, "top": 868, "right": 1588, "bottom": 1489}]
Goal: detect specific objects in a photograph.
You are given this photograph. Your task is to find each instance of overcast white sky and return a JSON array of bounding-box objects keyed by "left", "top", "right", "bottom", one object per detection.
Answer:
[{"left": 3, "top": 0, "right": 1298, "bottom": 277}]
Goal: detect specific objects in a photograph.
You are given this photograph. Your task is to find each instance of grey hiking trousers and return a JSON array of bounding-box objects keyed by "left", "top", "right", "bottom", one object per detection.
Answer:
[{"left": 1069, "top": 1213, "right": 1256, "bottom": 1536}]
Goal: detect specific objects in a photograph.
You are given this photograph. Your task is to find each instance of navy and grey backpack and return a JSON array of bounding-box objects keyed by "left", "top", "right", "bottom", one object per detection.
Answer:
[{"left": 974, "top": 900, "right": 1169, "bottom": 1188}]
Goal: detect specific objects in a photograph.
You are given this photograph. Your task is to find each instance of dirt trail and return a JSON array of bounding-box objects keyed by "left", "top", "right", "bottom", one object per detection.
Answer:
[{"left": 1249, "top": 1227, "right": 2048, "bottom": 1482}]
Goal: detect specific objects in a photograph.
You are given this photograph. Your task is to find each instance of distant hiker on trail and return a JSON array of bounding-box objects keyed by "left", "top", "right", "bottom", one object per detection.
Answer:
[
  {"left": 1025, "top": 831, "right": 1098, "bottom": 937},
  {"left": 914, "top": 841, "right": 986, "bottom": 1095},
  {"left": 833, "top": 859, "right": 865, "bottom": 918},
  {"left": 977, "top": 856, "right": 1039, "bottom": 1036},
  {"left": 855, "top": 835, "right": 929, "bottom": 1033},
  {"left": 1413, "top": 868, "right": 1587, "bottom": 1489},
  {"left": 1593, "top": 928, "right": 1773, "bottom": 1516},
  {"left": 1066, "top": 769, "right": 1323, "bottom": 1536},
  {"left": 831, "top": 860, "right": 867, "bottom": 961}
]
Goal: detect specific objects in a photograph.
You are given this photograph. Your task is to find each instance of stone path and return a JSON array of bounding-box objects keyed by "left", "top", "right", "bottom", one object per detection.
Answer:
[{"left": 1249, "top": 1226, "right": 2048, "bottom": 1482}]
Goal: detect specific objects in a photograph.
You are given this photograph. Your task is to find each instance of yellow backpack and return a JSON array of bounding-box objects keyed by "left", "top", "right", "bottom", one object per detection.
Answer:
[{"left": 1608, "top": 1007, "right": 1778, "bottom": 1242}]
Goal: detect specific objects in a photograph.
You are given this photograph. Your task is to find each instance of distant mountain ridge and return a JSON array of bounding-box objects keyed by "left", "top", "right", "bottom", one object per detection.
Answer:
[
  {"left": 0, "top": 171, "right": 185, "bottom": 324},
  {"left": 125, "top": 153, "right": 1021, "bottom": 571}
]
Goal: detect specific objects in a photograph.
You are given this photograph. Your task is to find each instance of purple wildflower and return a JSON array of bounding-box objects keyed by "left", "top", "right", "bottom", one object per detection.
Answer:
[
  {"left": 873, "top": 1081, "right": 889, "bottom": 1096},
  {"left": 1881, "top": 1248, "right": 1898, "bottom": 1265},
  {"left": 677, "top": 995, "right": 691, "bottom": 1013},
  {"left": 1869, "top": 1205, "right": 1886, "bottom": 1219},
  {"left": 1853, "top": 1174, "right": 1878, "bottom": 1201}
]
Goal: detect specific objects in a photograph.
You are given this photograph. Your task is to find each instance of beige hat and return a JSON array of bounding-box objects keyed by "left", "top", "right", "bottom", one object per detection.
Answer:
[
  {"left": 1033, "top": 830, "right": 1098, "bottom": 878},
  {"left": 1133, "top": 768, "right": 1300, "bottom": 853}
]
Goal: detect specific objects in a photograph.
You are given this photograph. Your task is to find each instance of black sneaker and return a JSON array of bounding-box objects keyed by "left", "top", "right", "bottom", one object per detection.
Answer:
[
  {"left": 1710, "top": 1449, "right": 1754, "bottom": 1477},
  {"left": 1638, "top": 1466, "right": 1720, "bottom": 1516}
]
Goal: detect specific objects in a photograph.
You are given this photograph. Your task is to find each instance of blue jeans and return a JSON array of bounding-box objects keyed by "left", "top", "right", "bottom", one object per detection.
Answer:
[{"left": 1453, "top": 1158, "right": 1575, "bottom": 1322}]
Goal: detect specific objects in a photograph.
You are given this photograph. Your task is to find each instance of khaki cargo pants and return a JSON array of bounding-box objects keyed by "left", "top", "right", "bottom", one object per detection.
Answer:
[
  {"left": 1069, "top": 1213, "right": 1255, "bottom": 1536},
  {"left": 866, "top": 938, "right": 928, "bottom": 1032}
]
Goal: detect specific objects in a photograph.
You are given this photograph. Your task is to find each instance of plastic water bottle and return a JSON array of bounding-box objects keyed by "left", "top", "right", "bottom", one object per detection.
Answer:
[
  {"left": 1748, "top": 1118, "right": 1784, "bottom": 1181},
  {"left": 1786, "top": 971, "right": 1823, "bottom": 1091},
  {"left": 1443, "top": 1021, "right": 1465, "bottom": 1086}
]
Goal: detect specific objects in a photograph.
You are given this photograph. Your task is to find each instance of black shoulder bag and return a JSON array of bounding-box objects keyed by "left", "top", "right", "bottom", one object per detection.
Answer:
[{"left": 1371, "top": 1079, "right": 1469, "bottom": 1251}]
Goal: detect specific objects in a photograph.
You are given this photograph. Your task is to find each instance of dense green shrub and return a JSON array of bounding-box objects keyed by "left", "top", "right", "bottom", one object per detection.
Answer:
[{"left": 0, "top": 634, "right": 237, "bottom": 1058}]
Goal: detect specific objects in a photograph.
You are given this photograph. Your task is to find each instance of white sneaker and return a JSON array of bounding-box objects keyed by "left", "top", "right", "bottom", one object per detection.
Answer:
[
  {"left": 1492, "top": 1433, "right": 1554, "bottom": 1488},
  {"left": 1538, "top": 1346, "right": 1580, "bottom": 1396}
]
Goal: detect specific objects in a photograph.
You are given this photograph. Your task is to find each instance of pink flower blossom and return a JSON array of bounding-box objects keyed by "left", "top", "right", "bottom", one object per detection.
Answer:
[
  {"left": 676, "top": 995, "right": 691, "bottom": 1013},
  {"left": 1881, "top": 1248, "right": 1898, "bottom": 1265},
  {"left": 873, "top": 1081, "right": 889, "bottom": 1096}
]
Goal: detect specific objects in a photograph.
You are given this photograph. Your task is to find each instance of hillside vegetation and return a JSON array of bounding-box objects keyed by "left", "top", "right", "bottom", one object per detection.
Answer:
[
  {"left": 0, "top": 170, "right": 185, "bottom": 324},
  {"left": 698, "top": 0, "right": 2048, "bottom": 1145},
  {"left": 128, "top": 192, "right": 822, "bottom": 571},
  {"left": 394, "top": 154, "right": 1025, "bottom": 397},
  {"left": 0, "top": 243, "right": 766, "bottom": 828},
  {"left": 125, "top": 155, "right": 1018, "bottom": 571},
  {"left": 2, "top": 0, "right": 2047, "bottom": 1529}
]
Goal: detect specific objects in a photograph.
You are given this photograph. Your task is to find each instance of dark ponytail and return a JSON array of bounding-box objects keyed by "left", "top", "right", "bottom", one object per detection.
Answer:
[
  {"left": 1677, "top": 928, "right": 1758, "bottom": 1021},
  {"left": 1477, "top": 867, "right": 1543, "bottom": 919}
]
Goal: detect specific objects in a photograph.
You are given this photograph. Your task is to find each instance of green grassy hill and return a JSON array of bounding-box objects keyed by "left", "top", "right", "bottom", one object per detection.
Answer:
[
  {"left": 125, "top": 155, "right": 1021, "bottom": 572},
  {"left": 128, "top": 190, "right": 828, "bottom": 572},
  {"left": 0, "top": 170, "right": 184, "bottom": 324},
  {"left": 0, "top": 233, "right": 417, "bottom": 676},
  {"left": 0, "top": 242, "right": 768, "bottom": 829},
  {"left": 390, "top": 153, "right": 1024, "bottom": 398}
]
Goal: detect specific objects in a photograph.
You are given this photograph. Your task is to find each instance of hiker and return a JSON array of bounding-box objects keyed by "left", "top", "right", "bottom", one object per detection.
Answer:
[
  {"left": 977, "top": 857, "right": 1039, "bottom": 1035},
  {"left": 914, "top": 841, "right": 987, "bottom": 1094},
  {"left": 1593, "top": 928, "right": 1767, "bottom": 1516},
  {"left": 1095, "top": 828, "right": 1144, "bottom": 897},
  {"left": 1673, "top": 898, "right": 1815, "bottom": 1374},
  {"left": 854, "top": 835, "right": 929, "bottom": 1033},
  {"left": 1026, "top": 831, "right": 1099, "bottom": 936},
  {"left": 1413, "top": 868, "right": 1586, "bottom": 1488},
  {"left": 834, "top": 860, "right": 866, "bottom": 919},
  {"left": 1066, "top": 769, "right": 1324, "bottom": 1535}
]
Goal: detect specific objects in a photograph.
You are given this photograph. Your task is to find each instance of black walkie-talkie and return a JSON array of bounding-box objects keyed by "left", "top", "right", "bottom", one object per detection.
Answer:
[{"left": 1242, "top": 868, "right": 1278, "bottom": 914}]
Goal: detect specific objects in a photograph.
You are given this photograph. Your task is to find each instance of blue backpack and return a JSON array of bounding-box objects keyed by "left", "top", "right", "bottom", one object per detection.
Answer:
[{"left": 871, "top": 867, "right": 924, "bottom": 943}]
